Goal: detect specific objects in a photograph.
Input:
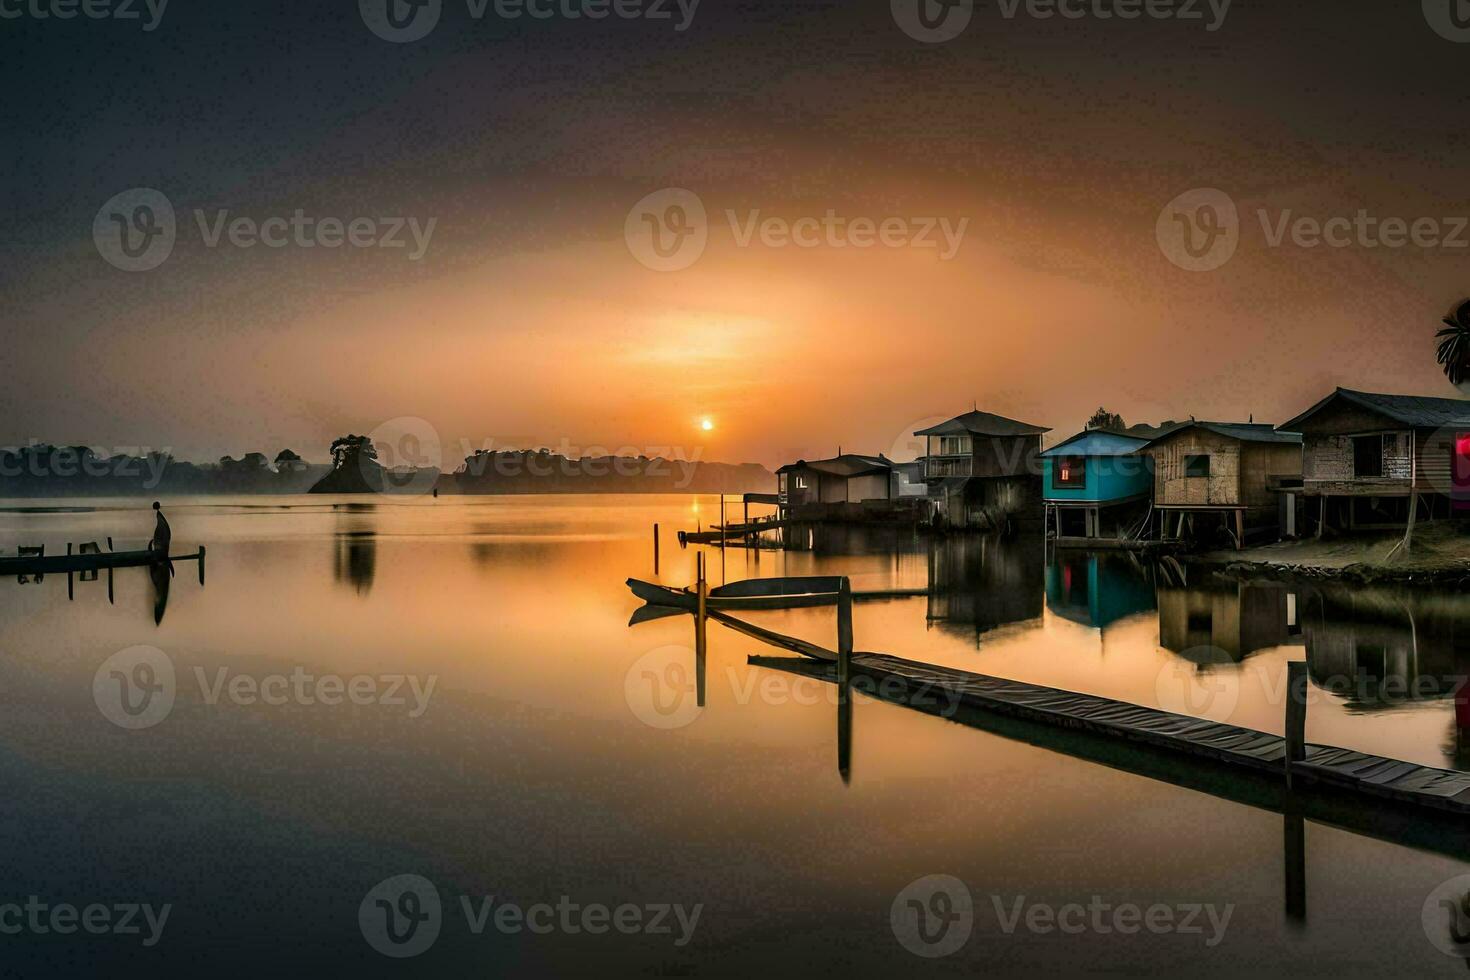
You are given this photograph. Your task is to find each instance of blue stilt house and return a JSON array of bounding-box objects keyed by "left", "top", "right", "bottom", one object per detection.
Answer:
[{"left": 1041, "top": 429, "right": 1157, "bottom": 540}]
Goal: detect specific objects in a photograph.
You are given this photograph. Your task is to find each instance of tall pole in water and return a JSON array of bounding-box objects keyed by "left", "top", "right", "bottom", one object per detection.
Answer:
[
  {"left": 837, "top": 577, "right": 853, "bottom": 688},
  {"left": 653, "top": 523, "right": 660, "bottom": 574},
  {"left": 1285, "top": 660, "right": 1308, "bottom": 790},
  {"left": 695, "top": 552, "right": 708, "bottom": 671}
]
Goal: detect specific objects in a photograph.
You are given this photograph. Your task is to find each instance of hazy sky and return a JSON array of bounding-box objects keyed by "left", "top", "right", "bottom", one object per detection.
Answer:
[{"left": 4, "top": 0, "right": 1469, "bottom": 467}]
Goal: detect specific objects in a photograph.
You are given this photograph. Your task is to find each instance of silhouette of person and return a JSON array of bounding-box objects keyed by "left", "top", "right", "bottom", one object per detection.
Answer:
[{"left": 149, "top": 501, "right": 171, "bottom": 555}]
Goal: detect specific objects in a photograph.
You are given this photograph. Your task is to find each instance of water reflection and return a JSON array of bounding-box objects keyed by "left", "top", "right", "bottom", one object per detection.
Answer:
[
  {"left": 332, "top": 504, "right": 378, "bottom": 595},
  {"left": 926, "top": 532, "right": 1043, "bottom": 640},
  {"left": 149, "top": 559, "right": 170, "bottom": 625},
  {"left": 1045, "top": 551, "right": 1156, "bottom": 628},
  {"left": 1158, "top": 580, "right": 1297, "bottom": 662},
  {"left": 1299, "top": 587, "right": 1470, "bottom": 711}
]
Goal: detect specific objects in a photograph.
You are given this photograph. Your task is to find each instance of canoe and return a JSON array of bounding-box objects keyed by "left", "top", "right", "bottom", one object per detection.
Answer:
[
  {"left": 626, "top": 577, "right": 928, "bottom": 612},
  {"left": 627, "top": 578, "right": 838, "bottom": 611}
]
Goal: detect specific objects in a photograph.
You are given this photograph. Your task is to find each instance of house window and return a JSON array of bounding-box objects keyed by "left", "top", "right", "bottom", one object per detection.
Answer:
[
  {"left": 936, "top": 435, "right": 972, "bottom": 456},
  {"left": 1353, "top": 435, "right": 1384, "bottom": 478},
  {"left": 794, "top": 475, "right": 808, "bottom": 490},
  {"left": 1053, "top": 456, "right": 1086, "bottom": 489},
  {"left": 1184, "top": 455, "right": 1210, "bottom": 478}
]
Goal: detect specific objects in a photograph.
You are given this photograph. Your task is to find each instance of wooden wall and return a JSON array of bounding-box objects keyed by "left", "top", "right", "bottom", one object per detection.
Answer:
[
  {"left": 1302, "top": 431, "right": 1412, "bottom": 495},
  {"left": 1149, "top": 429, "right": 1243, "bottom": 507},
  {"left": 1148, "top": 429, "right": 1300, "bottom": 510},
  {"left": 972, "top": 435, "right": 1043, "bottom": 479}
]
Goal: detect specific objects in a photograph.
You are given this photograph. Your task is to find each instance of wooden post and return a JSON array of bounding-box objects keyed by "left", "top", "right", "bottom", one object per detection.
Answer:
[
  {"left": 653, "top": 523, "right": 660, "bottom": 574},
  {"left": 695, "top": 552, "right": 707, "bottom": 667},
  {"left": 198, "top": 545, "right": 206, "bottom": 586},
  {"left": 1235, "top": 509, "right": 1245, "bottom": 551},
  {"left": 1316, "top": 495, "right": 1326, "bottom": 539},
  {"left": 1285, "top": 660, "right": 1308, "bottom": 789},
  {"left": 66, "top": 543, "right": 73, "bottom": 601},
  {"left": 837, "top": 577, "right": 853, "bottom": 687},
  {"left": 107, "top": 567, "right": 114, "bottom": 605},
  {"left": 1283, "top": 807, "right": 1306, "bottom": 921}
]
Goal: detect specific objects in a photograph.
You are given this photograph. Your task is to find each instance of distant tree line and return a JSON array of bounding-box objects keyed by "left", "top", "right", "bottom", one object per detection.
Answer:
[{"left": 0, "top": 444, "right": 327, "bottom": 497}]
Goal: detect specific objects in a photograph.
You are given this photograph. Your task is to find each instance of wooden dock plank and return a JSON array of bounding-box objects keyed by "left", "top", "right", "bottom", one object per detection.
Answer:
[{"left": 740, "top": 636, "right": 1470, "bottom": 815}]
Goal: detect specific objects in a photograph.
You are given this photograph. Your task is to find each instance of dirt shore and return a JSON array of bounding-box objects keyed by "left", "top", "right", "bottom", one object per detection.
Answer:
[{"left": 1187, "top": 522, "right": 1470, "bottom": 585}]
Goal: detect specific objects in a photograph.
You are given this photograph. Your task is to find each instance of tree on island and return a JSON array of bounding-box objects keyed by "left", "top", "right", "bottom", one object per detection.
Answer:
[
  {"left": 329, "top": 435, "right": 377, "bottom": 470},
  {"left": 1435, "top": 299, "right": 1470, "bottom": 386},
  {"left": 1085, "top": 407, "right": 1126, "bottom": 431},
  {"left": 274, "top": 449, "right": 306, "bottom": 473}
]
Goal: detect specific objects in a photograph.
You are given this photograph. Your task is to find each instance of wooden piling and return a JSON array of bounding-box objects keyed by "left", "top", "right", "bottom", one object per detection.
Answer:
[
  {"left": 66, "top": 543, "right": 73, "bottom": 601},
  {"left": 198, "top": 545, "right": 207, "bottom": 586},
  {"left": 653, "top": 523, "right": 660, "bottom": 574},
  {"left": 837, "top": 577, "right": 853, "bottom": 687},
  {"left": 695, "top": 552, "right": 708, "bottom": 667},
  {"left": 1285, "top": 660, "right": 1308, "bottom": 788},
  {"left": 1284, "top": 807, "right": 1306, "bottom": 921}
]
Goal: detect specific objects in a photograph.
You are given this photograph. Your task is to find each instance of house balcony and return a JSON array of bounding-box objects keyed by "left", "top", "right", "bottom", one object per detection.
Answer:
[{"left": 922, "top": 456, "right": 973, "bottom": 480}]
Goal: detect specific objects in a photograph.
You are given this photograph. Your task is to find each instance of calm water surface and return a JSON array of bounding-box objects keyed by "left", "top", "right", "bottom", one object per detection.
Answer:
[{"left": 0, "top": 494, "right": 1467, "bottom": 976}]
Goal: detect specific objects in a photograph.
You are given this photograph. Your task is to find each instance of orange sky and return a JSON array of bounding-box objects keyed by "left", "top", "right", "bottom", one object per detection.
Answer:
[{"left": 7, "top": 3, "right": 1469, "bottom": 467}]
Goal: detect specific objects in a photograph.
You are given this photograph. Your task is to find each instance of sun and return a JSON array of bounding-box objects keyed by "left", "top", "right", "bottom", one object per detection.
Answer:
[{"left": 700, "top": 418, "right": 714, "bottom": 432}]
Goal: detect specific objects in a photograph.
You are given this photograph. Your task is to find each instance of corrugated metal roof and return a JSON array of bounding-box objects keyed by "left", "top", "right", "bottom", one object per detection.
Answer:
[
  {"left": 914, "top": 410, "right": 1051, "bottom": 437},
  {"left": 1278, "top": 387, "right": 1470, "bottom": 431},
  {"left": 1042, "top": 430, "right": 1151, "bottom": 457}
]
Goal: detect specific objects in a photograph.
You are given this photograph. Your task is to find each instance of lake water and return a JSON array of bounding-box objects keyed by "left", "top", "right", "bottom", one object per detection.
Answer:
[{"left": 1, "top": 494, "right": 1468, "bottom": 976}]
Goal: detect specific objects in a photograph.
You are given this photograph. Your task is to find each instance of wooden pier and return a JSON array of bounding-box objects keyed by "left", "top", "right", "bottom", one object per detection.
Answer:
[
  {"left": 626, "top": 572, "right": 1470, "bottom": 817},
  {"left": 753, "top": 649, "right": 1470, "bottom": 813}
]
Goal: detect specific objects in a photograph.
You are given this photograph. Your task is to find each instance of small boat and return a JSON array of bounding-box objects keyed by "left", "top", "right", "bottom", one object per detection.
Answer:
[
  {"left": 626, "top": 578, "right": 839, "bottom": 612},
  {"left": 626, "top": 577, "right": 928, "bottom": 612}
]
